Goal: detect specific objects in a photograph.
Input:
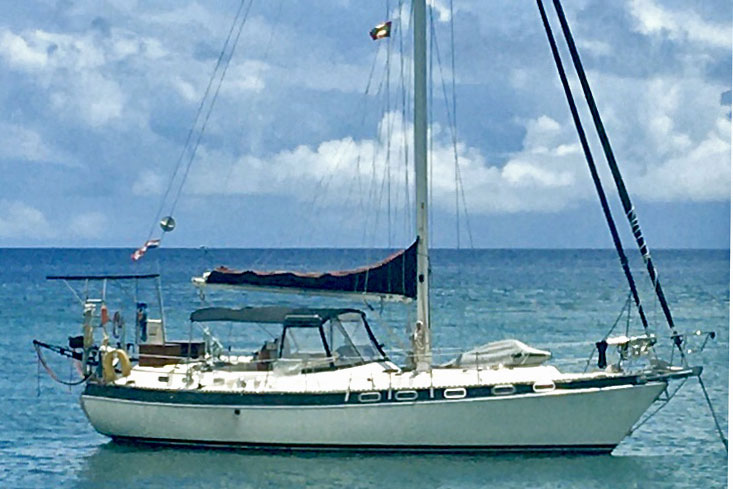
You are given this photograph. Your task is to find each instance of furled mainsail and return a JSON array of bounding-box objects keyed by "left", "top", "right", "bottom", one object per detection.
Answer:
[{"left": 198, "top": 240, "right": 418, "bottom": 301}]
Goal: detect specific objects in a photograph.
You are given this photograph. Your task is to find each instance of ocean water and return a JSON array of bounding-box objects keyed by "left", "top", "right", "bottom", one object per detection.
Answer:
[{"left": 0, "top": 248, "right": 728, "bottom": 488}]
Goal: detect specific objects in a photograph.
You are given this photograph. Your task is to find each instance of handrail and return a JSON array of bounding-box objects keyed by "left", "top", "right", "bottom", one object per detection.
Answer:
[{"left": 47, "top": 274, "right": 160, "bottom": 281}]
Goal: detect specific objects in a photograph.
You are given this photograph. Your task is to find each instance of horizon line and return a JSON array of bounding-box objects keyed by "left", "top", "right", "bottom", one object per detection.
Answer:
[{"left": 0, "top": 246, "right": 729, "bottom": 251}]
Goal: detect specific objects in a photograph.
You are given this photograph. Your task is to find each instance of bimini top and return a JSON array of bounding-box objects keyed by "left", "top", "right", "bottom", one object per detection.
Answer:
[
  {"left": 189, "top": 306, "right": 364, "bottom": 324},
  {"left": 193, "top": 240, "right": 418, "bottom": 302}
]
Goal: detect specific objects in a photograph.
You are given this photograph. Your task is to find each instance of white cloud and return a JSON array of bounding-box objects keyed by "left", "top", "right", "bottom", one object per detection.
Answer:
[
  {"left": 172, "top": 76, "right": 198, "bottom": 102},
  {"left": 0, "top": 200, "right": 53, "bottom": 239},
  {"left": 132, "top": 170, "right": 166, "bottom": 195},
  {"left": 0, "top": 30, "right": 48, "bottom": 70},
  {"left": 0, "top": 28, "right": 131, "bottom": 126},
  {"left": 186, "top": 73, "right": 730, "bottom": 215},
  {"left": 428, "top": 0, "right": 453, "bottom": 23},
  {"left": 145, "top": 2, "right": 221, "bottom": 32},
  {"left": 49, "top": 71, "right": 124, "bottom": 126},
  {"left": 223, "top": 60, "right": 267, "bottom": 94},
  {"left": 186, "top": 112, "right": 586, "bottom": 214},
  {"left": 0, "top": 1, "right": 728, "bottom": 247},
  {"left": 637, "top": 115, "right": 730, "bottom": 201},
  {"left": 69, "top": 211, "right": 107, "bottom": 239},
  {"left": 587, "top": 71, "right": 731, "bottom": 202},
  {"left": 628, "top": 0, "right": 730, "bottom": 48},
  {"left": 577, "top": 39, "right": 613, "bottom": 57},
  {"left": 0, "top": 123, "right": 76, "bottom": 166},
  {"left": 268, "top": 56, "right": 368, "bottom": 94}
]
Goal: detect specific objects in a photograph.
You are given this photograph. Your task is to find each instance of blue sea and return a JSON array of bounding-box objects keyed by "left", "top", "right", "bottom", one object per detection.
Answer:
[{"left": 0, "top": 248, "right": 728, "bottom": 488}]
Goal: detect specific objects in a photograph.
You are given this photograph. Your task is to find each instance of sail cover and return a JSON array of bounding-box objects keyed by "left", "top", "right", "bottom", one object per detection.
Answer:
[{"left": 199, "top": 240, "right": 417, "bottom": 301}]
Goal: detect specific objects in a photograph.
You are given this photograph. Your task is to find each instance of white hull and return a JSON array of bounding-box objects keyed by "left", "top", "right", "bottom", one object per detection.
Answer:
[{"left": 81, "top": 381, "right": 666, "bottom": 452}]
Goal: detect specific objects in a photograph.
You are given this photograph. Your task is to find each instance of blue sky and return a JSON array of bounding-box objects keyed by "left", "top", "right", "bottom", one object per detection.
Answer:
[{"left": 0, "top": 0, "right": 730, "bottom": 248}]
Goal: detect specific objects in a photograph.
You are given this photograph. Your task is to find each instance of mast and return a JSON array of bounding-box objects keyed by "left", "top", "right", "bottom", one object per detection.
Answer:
[{"left": 413, "top": 0, "right": 431, "bottom": 370}]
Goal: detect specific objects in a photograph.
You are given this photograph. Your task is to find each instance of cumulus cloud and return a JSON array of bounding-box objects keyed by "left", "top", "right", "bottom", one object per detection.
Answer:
[
  {"left": 628, "top": 0, "right": 730, "bottom": 49},
  {"left": 69, "top": 211, "right": 107, "bottom": 239},
  {"left": 0, "top": 1, "right": 728, "bottom": 247},
  {"left": 186, "top": 78, "right": 729, "bottom": 214},
  {"left": 0, "top": 24, "right": 167, "bottom": 127},
  {"left": 585, "top": 71, "right": 731, "bottom": 202},
  {"left": 636, "top": 116, "right": 730, "bottom": 201},
  {"left": 427, "top": 0, "right": 453, "bottom": 23},
  {"left": 222, "top": 60, "right": 268, "bottom": 94},
  {"left": 0, "top": 122, "right": 76, "bottom": 166},
  {"left": 0, "top": 27, "right": 128, "bottom": 126},
  {"left": 132, "top": 170, "right": 166, "bottom": 196},
  {"left": 0, "top": 200, "right": 54, "bottom": 239},
  {"left": 0, "top": 30, "right": 49, "bottom": 70},
  {"left": 185, "top": 112, "right": 587, "bottom": 214}
]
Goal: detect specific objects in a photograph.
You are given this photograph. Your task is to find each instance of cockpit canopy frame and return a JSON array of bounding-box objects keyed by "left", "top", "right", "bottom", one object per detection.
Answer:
[{"left": 190, "top": 306, "right": 387, "bottom": 369}]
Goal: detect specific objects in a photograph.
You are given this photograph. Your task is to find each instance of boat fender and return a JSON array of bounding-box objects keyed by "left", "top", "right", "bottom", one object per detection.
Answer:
[
  {"left": 596, "top": 340, "right": 608, "bottom": 369},
  {"left": 112, "top": 311, "right": 124, "bottom": 339},
  {"left": 100, "top": 304, "right": 110, "bottom": 325},
  {"left": 102, "top": 349, "right": 132, "bottom": 383}
]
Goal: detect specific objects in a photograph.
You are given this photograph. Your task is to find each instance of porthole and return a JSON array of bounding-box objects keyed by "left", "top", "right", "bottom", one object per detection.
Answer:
[
  {"left": 394, "top": 390, "right": 419, "bottom": 401},
  {"left": 358, "top": 391, "right": 381, "bottom": 403},
  {"left": 491, "top": 384, "right": 516, "bottom": 396},
  {"left": 532, "top": 381, "right": 556, "bottom": 393},
  {"left": 443, "top": 387, "right": 467, "bottom": 399}
]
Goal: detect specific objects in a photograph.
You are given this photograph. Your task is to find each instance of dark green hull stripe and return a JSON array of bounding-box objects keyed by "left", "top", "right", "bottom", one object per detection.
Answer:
[{"left": 84, "top": 374, "right": 648, "bottom": 407}]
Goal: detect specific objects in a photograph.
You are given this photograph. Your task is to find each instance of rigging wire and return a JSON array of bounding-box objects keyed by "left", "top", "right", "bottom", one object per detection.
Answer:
[
  {"left": 697, "top": 376, "right": 728, "bottom": 451},
  {"left": 398, "top": 0, "right": 412, "bottom": 244},
  {"left": 292, "top": 41, "right": 383, "bottom": 254},
  {"left": 362, "top": 0, "right": 396, "bottom": 251},
  {"left": 629, "top": 375, "right": 728, "bottom": 453},
  {"left": 448, "top": 0, "right": 474, "bottom": 249},
  {"left": 267, "top": 5, "right": 404, "bottom": 272},
  {"left": 429, "top": 8, "right": 474, "bottom": 249},
  {"left": 583, "top": 291, "right": 632, "bottom": 372},
  {"left": 385, "top": 0, "right": 393, "bottom": 249},
  {"left": 364, "top": 299, "right": 409, "bottom": 352},
  {"left": 628, "top": 378, "right": 688, "bottom": 435},
  {"left": 536, "top": 0, "right": 651, "bottom": 337},
  {"left": 223, "top": 0, "right": 285, "bottom": 196},
  {"left": 290, "top": 21, "right": 391, "bottom": 256},
  {"left": 362, "top": 47, "right": 391, "bottom": 251},
  {"left": 146, "top": 0, "right": 250, "bottom": 244},
  {"left": 282, "top": 7, "right": 404, "bottom": 269},
  {"left": 450, "top": 0, "right": 460, "bottom": 249},
  {"left": 167, "top": 0, "right": 256, "bottom": 220},
  {"left": 551, "top": 0, "right": 682, "bottom": 357}
]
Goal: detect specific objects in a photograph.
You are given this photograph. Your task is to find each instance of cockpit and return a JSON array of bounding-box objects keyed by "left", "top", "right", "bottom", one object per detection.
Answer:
[{"left": 189, "top": 306, "right": 387, "bottom": 372}]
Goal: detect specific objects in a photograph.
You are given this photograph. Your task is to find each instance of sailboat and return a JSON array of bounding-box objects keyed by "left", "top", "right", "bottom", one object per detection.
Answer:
[{"left": 36, "top": 0, "right": 718, "bottom": 453}]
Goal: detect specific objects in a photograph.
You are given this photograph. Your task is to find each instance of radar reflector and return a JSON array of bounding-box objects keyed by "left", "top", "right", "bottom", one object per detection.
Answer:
[{"left": 160, "top": 216, "right": 176, "bottom": 232}]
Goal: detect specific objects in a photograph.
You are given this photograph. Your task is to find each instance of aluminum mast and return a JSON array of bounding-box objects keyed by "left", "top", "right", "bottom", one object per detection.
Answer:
[{"left": 413, "top": 0, "right": 431, "bottom": 371}]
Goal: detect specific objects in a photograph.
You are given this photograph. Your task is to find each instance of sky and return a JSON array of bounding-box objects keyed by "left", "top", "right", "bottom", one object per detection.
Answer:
[{"left": 0, "top": 0, "right": 730, "bottom": 249}]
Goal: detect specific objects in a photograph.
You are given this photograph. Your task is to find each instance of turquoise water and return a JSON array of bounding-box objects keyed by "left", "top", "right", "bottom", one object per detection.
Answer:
[{"left": 1, "top": 248, "right": 728, "bottom": 488}]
